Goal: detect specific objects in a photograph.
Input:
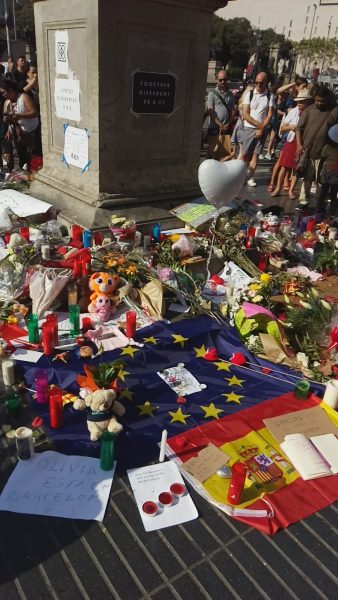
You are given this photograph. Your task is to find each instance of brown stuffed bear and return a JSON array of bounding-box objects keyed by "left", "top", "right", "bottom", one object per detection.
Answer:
[{"left": 73, "top": 389, "right": 125, "bottom": 441}]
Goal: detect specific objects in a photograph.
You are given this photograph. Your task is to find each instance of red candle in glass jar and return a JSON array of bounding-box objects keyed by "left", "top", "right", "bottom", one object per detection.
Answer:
[
  {"left": 49, "top": 387, "right": 63, "bottom": 428},
  {"left": 73, "top": 257, "right": 82, "bottom": 279},
  {"left": 81, "top": 250, "right": 91, "bottom": 276},
  {"left": 94, "top": 232, "right": 103, "bottom": 245},
  {"left": 306, "top": 217, "right": 316, "bottom": 232},
  {"left": 82, "top": 317, "right": 92, "bottom": 332},
  {"left": 41, "top": 322, "right": 54, "bottom": 356},
  {"left": 4, "top": 231, "right": 11, "bottom": 245},
  {"left": 19, "top": 226, "right": 30, "bottom": 241},
  {"left": 125, "top": 311, "right": 137, "bottom": 338},
  {"left": 46, "top": 314, "right": 58, "bottom": 346},
  {"left": 72, "top": 224, "right": 84, "bottom": 242},
  {"left": 227, "top": 462, "right": 247, "bottom": 505}
]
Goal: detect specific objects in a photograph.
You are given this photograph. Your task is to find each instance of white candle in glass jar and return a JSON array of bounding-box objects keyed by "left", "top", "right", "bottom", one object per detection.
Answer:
[{"left": 2, "top": 359, "right": 15, "bottom": 386}]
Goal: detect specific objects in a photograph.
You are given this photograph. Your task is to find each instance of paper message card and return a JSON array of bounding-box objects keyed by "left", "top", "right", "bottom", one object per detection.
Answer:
[
  {"left": 0, "top": 189, "right": 52, "bottom": 218},
  {"left": 264, "top": 406, "right": 338, "bottom": 445},
  {"left": 55, "top": 30, "right": 69, "bottom": 75},
  {"left": 181, "top": 444, "right": 230, "bottom": 483},
  {"left": 63, "top": 125, "right": 89, "bottom": 170},
  {"left": 0, "top": 451, "right": 115, "bottom": 521},
  {"left": 127, "top": 461, "right": 198, "bottom": 532},
  {"left": 54, "top": 78, "right": 81, "bottom": 121},
  {"left": 171, "top": 197, "right": 230, "bottom": 228}
]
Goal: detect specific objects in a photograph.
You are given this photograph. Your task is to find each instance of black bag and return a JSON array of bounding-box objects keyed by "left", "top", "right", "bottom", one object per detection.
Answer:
[{"left": 295, "top": 147, "right": 310, "bottom": 178}]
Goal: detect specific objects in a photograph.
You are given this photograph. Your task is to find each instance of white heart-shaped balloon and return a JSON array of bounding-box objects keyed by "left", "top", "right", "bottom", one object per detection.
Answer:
[{"left": 198, "top": 159, "right": 247, "bottom": 209}]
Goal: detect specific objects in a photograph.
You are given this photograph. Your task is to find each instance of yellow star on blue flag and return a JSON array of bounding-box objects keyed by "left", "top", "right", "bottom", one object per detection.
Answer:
[
  {"left": 200, "top": 403, "right": 224, "bottom": 419},
  {"left": 168, "top": 407, "right": 191, "bottom": 424},
  {"left": 222, "top": 392, "right": 244, "bottom": 404},
  {"left": 120, "top": 346, "right": 139, "bottom": 358},
  {"left": 171, "top": 334, "right": 189, "bottom": 347}
]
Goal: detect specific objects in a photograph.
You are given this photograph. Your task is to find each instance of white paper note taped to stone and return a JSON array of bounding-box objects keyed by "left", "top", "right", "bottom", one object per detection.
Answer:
[
  {"left": 0, "top": 451, "right": 115, "bottom": 521},
  {"left": 55, "top": 30, "right": 69, "bottom": 75},
  {"left": 54, "top": 78, "right": 81, "bottom": 121},
  {"left": 64, "top": 125, "right": 89, "bottom": 170}
]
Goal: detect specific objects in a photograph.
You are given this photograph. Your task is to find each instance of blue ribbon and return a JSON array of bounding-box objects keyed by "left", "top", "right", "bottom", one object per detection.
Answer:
[{"left": 81, "top": 160, "right": 92, "bottom": 173}]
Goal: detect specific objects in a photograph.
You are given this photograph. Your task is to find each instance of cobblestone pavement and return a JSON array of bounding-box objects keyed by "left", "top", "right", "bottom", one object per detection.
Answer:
[{"left": 0, "top": 161, "right": 337, "bottom": 600}]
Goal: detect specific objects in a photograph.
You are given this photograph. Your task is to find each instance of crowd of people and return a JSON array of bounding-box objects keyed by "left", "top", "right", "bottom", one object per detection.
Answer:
[
  {"left": 0, "top": 55, "right": 41, "bottom": 175},
  {"left": 207, "top": 70, "right": 338, "bottom": 214}
]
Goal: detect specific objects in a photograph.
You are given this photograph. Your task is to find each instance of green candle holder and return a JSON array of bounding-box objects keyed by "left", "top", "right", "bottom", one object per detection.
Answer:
[
  {"left": 294, "top": 380, "right": 310, "bottom": 399},
  {"left": 100, "top": 432, "right": 115, "bottom": 470},
  {"left": 5, "top": 393, "right": 22, "bottom": 418},
  {"left": 69, "top": 304, "right": 80, "bottom": 336},
  {"left": 27, "top": 314, "right": 39, "bottom": 343}
]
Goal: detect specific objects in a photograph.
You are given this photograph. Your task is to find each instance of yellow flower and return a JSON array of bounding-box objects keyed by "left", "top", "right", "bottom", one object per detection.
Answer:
[
  {"left": 252, "top": 295, "right": 263, "bottom": 303},
  {"left": 249, "top": 283, "right": 261, "bottom": 291},
  {"left": 7, "top": 315, "right": 18, "bottom": 324},
  {"left": 126, "top": 265, "right": 137, "bottom": 276},
  {"left": 260, "top": 273, "right": 271, "bottom": 284}
]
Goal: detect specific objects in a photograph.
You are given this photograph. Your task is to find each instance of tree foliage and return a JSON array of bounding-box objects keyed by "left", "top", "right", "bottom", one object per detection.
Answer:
[
  {"left": 210, "top": 15, "right": 292, "bottom": 76},
  {"left": 294, "top": 37, "right": 338, "bottom": 67}
]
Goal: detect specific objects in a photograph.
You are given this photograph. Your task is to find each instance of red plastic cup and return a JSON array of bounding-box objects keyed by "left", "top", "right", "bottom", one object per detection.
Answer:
[
  {"left": 142, "top": 501, "right": 158, "bottom": 517},
  {"left": 227, "top": 462, "right": 247, "bottom": 505},
  {"left": 158, "top": 492, "right": 174, "bottom": 507},
  {"left": 125, "top": 311, "right": 136, "bottom": 338},
  {"left": 170, "top": 483, "right": 186, "bottom": 497}
]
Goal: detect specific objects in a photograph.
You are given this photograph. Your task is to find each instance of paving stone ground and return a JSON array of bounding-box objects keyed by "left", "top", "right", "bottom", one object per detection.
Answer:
[{"left": 0, "top": 160, "right": 337, "bottom": 600}]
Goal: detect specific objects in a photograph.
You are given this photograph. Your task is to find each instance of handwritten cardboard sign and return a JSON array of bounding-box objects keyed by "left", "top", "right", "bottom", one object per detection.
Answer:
[
  {"left": 181, "top": 444, "right": 230, "bottom": 483},
  {"left": 0, "top": 451, "right": 115, "bottom": 521},
  {"left": 264, "top": 406, "right": 338, "bottom": 445}
]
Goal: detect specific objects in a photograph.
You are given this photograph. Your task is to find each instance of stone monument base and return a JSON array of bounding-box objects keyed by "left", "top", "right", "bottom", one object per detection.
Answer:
[{"left": 30, "top": 174, "right": 197, "bottom": 231}]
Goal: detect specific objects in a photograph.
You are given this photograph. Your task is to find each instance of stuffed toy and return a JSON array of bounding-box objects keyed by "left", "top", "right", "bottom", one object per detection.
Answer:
[
  {"left": 89, "top": 272, "right": 119, "bottom": 301},
  {"left": 88, "top": 294, "right": 116, "bottom": 321},
  {"left": 73, "top": 388, "right": 125, "bottom": 441},
  {"left": 88, "top": 272, "right": 119, "bottom": 315}
]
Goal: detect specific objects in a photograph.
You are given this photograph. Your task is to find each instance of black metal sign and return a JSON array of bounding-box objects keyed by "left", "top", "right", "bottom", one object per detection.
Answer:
[{"left": 132, "top": 71, "right": 176, "bottom": 115}]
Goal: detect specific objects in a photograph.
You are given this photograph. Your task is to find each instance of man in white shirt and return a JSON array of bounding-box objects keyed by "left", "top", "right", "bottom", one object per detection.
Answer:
[{"left": 242, "top": 72, "right": 274, "bottom": 186}]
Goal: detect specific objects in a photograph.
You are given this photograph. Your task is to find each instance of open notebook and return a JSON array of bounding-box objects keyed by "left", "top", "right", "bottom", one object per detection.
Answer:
[{"left": 280, "top": 433, "right": 338, "bottom": 480}]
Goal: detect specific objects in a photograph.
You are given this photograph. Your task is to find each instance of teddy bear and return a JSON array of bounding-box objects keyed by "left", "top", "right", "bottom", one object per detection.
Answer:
[
  {"left": 88, "top": 272, "right": 119, "bottom": 315},
  {"left": 88, "top": 294, "right": 116, "bottom": 322},
  {"left": 73, "top": 389, "right": 125, "bottom": 441}
]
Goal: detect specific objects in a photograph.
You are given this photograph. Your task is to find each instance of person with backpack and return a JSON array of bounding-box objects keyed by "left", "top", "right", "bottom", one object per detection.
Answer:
[
  {"left": 242, "top": 72, "right": 275, "bottom": 187},
  {"left": 207, "top": 70, "right": 235, "bottom": 161}
]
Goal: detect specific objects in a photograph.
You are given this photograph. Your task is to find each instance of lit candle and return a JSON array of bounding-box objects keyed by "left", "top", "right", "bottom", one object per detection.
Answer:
[
  {"left": 227, "top": 462, "right": 247, "bottom": 505},
  {"left": 125, "top": 311, "right": 136, "bottom": 338},
  {"left": 159, "top": 429, "right": 168, "bottom": 463},
  {"left": 35, "top": 369, "right": 49, "bottom": 404},
  {"left": 41, "top": 322, "right": 54, "bottom": 356},
  {"left": 2, "top": 359, "right": 15, "bottom": 386},
  {"left": 49, "top": 387, "right": 63, "bottom": 428},
  {"left": 46, "top": 313, "right": 58, "bottom": 346}
]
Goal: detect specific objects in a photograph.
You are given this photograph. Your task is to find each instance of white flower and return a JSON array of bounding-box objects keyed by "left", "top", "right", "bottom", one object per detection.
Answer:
[{"left": 296, "top": 352, "right": 309, "bottom": 368}]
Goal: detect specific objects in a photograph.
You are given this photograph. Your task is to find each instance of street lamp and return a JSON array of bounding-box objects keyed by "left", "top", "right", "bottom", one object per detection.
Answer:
[
  {"left": 321, "top": 16, "right": 333, "bottom": 74},
  {"left": 253, "top": 32, "right": 262, "bottom": 80},
  {"left": 305, "top": 3, "right": 318, "bottom": 76}
]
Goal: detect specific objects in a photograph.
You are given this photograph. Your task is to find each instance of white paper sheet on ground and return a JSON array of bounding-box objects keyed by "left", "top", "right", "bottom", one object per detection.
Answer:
[
  {"left": 54, "top": 78, "right": 81, "bottom": 122},
  {"left": 157, "top": 364, "right": 206, "bottom": 396},
  {"left": 218, "top": 261, "right": 252, "bottom": 292},
  {"left": 63, "top": 125, "right": 89, "bottom": 170},
  {"left": 0, "top": 451, "right": 115, "bottom": 521},
  {"left": 55, "top": 30, "right": 69, "bottom": 75},
  {"left": 0, "top": 189, "right": 52, "bottom": 218},
  {"left": 127, "top": 461, "right": 198, "bottom": 532},
  {"left": 12, "top": 348, "right": 43, "bottom": 363}
]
